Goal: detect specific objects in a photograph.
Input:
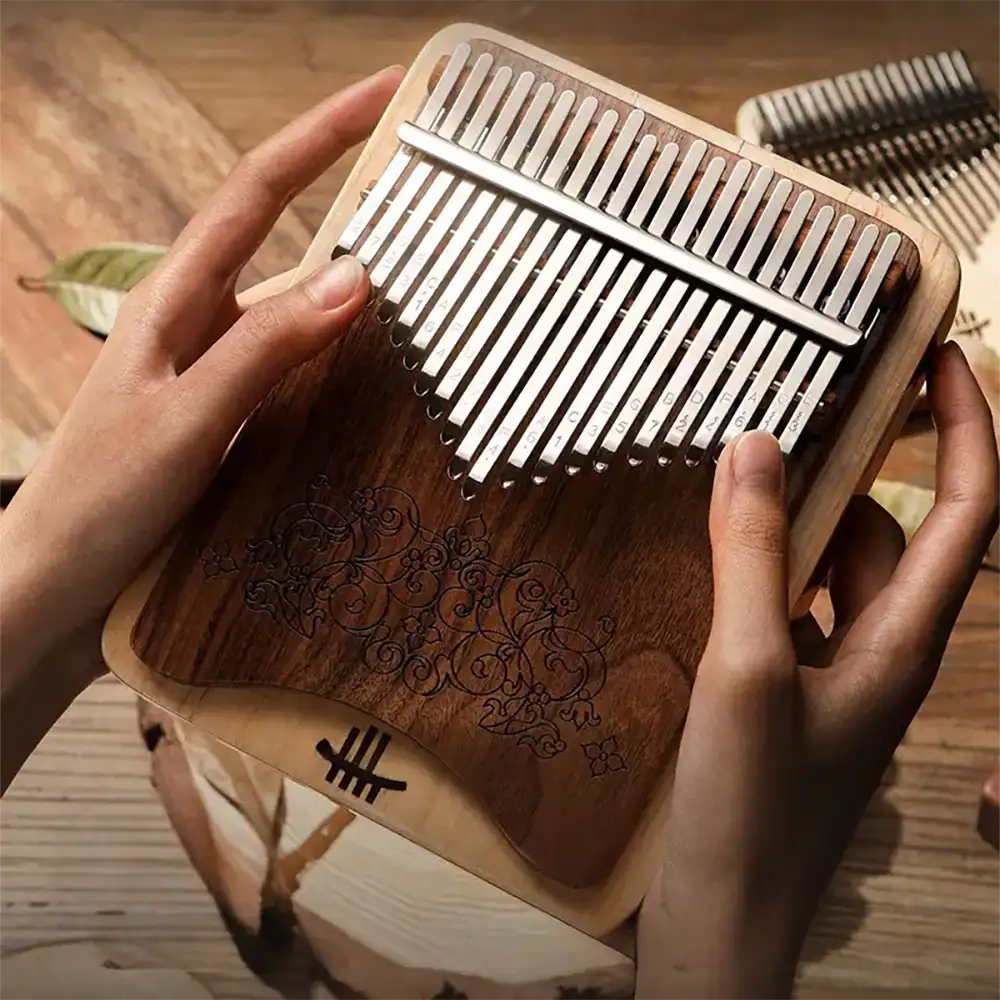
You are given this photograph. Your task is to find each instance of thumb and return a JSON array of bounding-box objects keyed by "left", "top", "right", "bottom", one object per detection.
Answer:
[
  {"left": 177, "top": 254, "right": 369, "bottom": 430},
  {"left": 705, "top": 430, "right": 795, "bottom": 673}
]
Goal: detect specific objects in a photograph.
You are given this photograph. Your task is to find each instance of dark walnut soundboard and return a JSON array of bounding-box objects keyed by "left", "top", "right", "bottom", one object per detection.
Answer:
[{"left": 130, "top": 34, "right": 921, "bottom": 890}]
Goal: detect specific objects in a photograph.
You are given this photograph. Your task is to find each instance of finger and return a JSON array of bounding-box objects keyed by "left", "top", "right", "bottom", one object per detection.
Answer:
[
  {"left": 194, "top": 268, "right": 301, "bottom": 359},
  {"left": 172, "top": 255, "right": 369, "bottom": 449},
  {"left": 704, "top": 430, "right": 796, "bottom": 682},
  {"left": 836, "top": 342, "right": 999, "bottom": 691},
  {"left": 793, "top": 496, "right": 904, "bottom": 668},
  {"left": 828, "top": 494, "right": 906, "bottom": 626},
  {"left": 235, "top": 269, "right": 298, "bottom": 309},
  {"left": 134, "top": 66, "right": 403, "bottom": 354},
  {"left": 979, "top": 766, "right": 1000, "bottom": 850}
]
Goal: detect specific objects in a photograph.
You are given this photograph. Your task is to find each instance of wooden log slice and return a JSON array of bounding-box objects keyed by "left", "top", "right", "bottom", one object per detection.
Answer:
[{"left": 136, "top": 698, "right": 636, "bottom": 1000}]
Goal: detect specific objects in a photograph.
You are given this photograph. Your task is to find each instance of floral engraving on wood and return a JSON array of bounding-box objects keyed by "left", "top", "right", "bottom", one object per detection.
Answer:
[
  {"left": 582, "top": 736, "right": 627, "bottom": 777},
  {"left": 199, "top": 476, "right": 619, "bottom": 762}
]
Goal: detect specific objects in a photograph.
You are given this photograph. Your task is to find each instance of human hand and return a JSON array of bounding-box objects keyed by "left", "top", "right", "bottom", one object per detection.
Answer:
[
  {"left": 636, "top": 342, "right": 999, "bottom": 998},
  {"left": 0, "top": 66, "right": 403, "bottom": 675}
]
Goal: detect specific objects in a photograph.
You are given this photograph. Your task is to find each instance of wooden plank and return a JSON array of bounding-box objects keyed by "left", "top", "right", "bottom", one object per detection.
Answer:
[{"left": 0, "top": 17, "right": 314, "bottom": 483}]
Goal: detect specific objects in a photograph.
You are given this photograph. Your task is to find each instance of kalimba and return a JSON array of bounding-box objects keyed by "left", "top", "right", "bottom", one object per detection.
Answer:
[
  {"left": 104, "top": 25, "right": 960, "bottom": 936},
  {"left": 735, "top": 48, "right": 998, "bottom": 355}
]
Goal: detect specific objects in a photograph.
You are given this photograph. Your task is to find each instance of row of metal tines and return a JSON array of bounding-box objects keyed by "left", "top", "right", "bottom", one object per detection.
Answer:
[
  {"left": 336, "top": 43, "right": 903, "bottom": 496},
  {"left": 753, "top": 50, "right": 999, "bottom": 261}
]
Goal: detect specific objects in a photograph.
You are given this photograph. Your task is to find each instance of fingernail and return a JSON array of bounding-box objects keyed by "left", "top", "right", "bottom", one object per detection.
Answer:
[
  {"left": 732, "top": 430, "right": 784, "bottom": 491},
  {"left": 307, "top": 256, "right": 365, "bottom": 309}
]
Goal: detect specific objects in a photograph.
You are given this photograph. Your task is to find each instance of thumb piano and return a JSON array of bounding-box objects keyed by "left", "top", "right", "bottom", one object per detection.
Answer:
[{"left": 104, "top": 24, "right": 960, "bottom": 936}]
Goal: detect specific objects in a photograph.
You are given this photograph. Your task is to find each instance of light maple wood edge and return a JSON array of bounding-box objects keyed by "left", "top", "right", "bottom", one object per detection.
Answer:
[{"left": 101, "top": 21, "right": 960, "bottom": 941}]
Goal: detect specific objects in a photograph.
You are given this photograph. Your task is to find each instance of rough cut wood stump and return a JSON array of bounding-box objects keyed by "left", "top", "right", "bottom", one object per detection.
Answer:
[{"left": 136, "top": 700, "right": 636, "bottom": 1000}]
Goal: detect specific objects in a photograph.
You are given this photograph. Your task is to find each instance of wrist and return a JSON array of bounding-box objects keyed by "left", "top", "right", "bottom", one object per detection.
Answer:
[
  {"left": 636, "top": 868, "right": 807, "bottom": 999},
  {"left": 0, "top": 507, "right": 88, "bottom": 686}
]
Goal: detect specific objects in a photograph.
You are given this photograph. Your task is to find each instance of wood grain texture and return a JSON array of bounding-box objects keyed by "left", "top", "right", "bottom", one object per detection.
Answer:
[
  {"left": 127, "top": 25, "right": 929, "bottom": 894},
  {"left": 137, "top": 703, "right": 634, "bottom": 999},
  {"left": 1, "top": 2, "right": 996, "bottom": 997},
  {"left": 0, "top": 17, "right": 313, "bottom": 483},
  {"left": 114, "top": 19, "right": 958, "bottom": 930}
]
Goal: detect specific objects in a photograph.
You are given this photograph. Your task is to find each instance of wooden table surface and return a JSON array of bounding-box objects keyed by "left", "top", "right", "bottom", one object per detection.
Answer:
[{"left": 1, "top": 2, "right": 997, "bottom": 998}]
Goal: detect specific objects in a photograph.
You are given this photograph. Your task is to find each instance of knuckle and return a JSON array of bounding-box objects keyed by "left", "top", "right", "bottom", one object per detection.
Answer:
[
  {"left": 234, "top": 143, "right": 287, "bottom": 202},
  {"left": 945, "top": 469, "right": 1000, "bottom": 533},
  {"left": 705, "top": 632, "right": 796, "bottom": 695}
]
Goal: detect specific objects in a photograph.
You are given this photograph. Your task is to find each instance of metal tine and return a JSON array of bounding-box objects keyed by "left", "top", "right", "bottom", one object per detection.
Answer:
[
  {"left": 685, "top": 168, "right": 784, "bottom": 461},
  {"left": 403, "top": 84, "right": 571, "bottom": 373},
  {"left": 635, "top": 157, "right": 751, "bottom": 465},
  {"left": 718, "top": 203, "right": 835, "bottom": 446},
  {"left": 780, "top": 204, "right": 836, "bottom": 297},
  {"left": 470, "top": 139, "right": 708, "bottom": 474},
  {"left": 657, "top": 162, "right": 767, "bottom": 462},
  {"left": 938, "top": 53, "right": 1000, "bottom": 209},
  {"left": 845, "top": 231, "right": 903, "bottom": 328},
  {"left": 771, "top": 92, "right": 838, "bottom": 179},
  {"left": 778, "top": 230, "right": 899, "bottom": 453},
  {"left": 790, "top": 85, "right": 899, "bottom": 204},
  {"left": 576, "top": 139, "right": 708, "bottom": 465},
  {"left": 671, "top": 156, "right": 727, "bottom": 247},
  {"left": 828, "top": 73, "right": 957, "bottom": 240},
  {"left": 903, "top": 59, "right": 996, "bottom": 231},
  {"left": 784, "top": 86, "right": 859, "bottom": 188},
  {"left": 396, "top": 80, "right": 557, "bottom": 355},
  {"left": 693, "top": 159, "right": 754, "bottom": 258},
  {"left": 736, "top": 176, "right": 795, "bottom": 277},
  {"left": 369, "top": 64, "right": 512, "bottom": 291},
  {"left": 356, "top": 52, "right": 494, "bottom": 267},
  {"left": 503, "top": 132, "right": 663, "bottom": 483},
  {"left": 336, "top": 43, "right": 471, "bottom": 255},
  {"left": 435, "top": 101, "right": 618, "bottom": 440},
  {"left": 380, "top": 70, "right": 535, "bottom": 338},
  {"left": 756, "top": 213, "right": 856, "bottom": 437},
  {"left": 813, "top": 79, "right": 926, "bottom": 228},
  {"left": 589, "top": 139, "right": 758, "bottom": 467},
  {"left": 924, "top": 53, "right": 1000, "bottom": 208},
  {"left": 553, "top": 157, "right": 755, "bottom": 474},
  {"left": 419, "top": 92, "right": 597, "bottom": 403},
  {"left": 908, "top": 55, "right": 996, "bottom": 160},
  {"left": 624, "top": 157, "right": 745, "bottom": 463},
  {"left": 756, "top": 189, "right": 814, "bottom": 286},
  {"left": 565, "top": 143, "right": 684, "bottom": 469},
  {"left": 755, "top": 96, "right": 786, "bottom": 148},
  {"left": 454, "top": 111, "right": 647, "bottom": 486},
  {"left": 846, "top": 69, "right": 970, "bottom": 236},
  {"left": 942, "top": 51, "right": 1000, "bottom": 147},
  {"left": 864, "top": 65, "right": 987, "bottom": 251},
  {"left": 915, "top": 57, "right": 995, "bottom": 207},
  {"left": 899, "top": 57, "right": 997, "bottom": 193},
  {"left": 438, "top": 111, "right": 628, "bottom": 424},
  {"left": 874, "top": 63, "right": 970, "bottom": 213},
  {"left": 533, "top": 140, "right": 703, "bottom": 468}
]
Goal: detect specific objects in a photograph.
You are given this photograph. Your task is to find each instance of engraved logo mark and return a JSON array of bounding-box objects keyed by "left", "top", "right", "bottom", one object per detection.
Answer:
[{"left": 316, "top": 725, "right": 407, "bottom": 803}]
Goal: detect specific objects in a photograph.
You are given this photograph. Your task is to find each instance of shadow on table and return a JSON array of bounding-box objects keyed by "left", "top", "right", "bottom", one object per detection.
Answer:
[{"left": 800, "top": 758, "right": 903, "bottom": 964}]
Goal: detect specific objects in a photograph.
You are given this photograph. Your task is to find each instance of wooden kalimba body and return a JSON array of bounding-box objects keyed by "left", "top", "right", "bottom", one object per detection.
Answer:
[
  {"left": 103, "top": 24, "right": 961, "bottom": 936},
  {"left": 736, "top": 48, "right": 999, "bottom": 358}
]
